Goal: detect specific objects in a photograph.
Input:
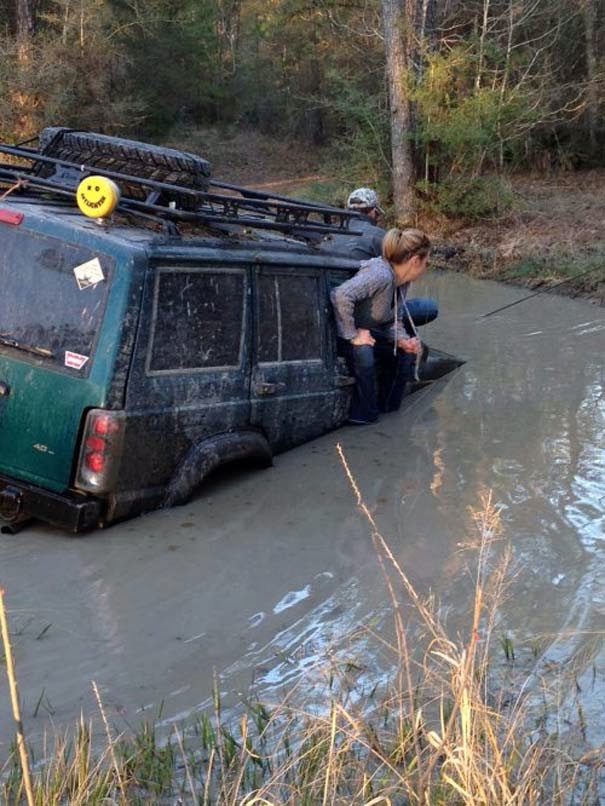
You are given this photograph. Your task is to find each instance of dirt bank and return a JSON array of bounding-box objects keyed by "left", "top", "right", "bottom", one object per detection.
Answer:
[{"left": 436, "top": 171, "right": 605, "bottom": 304}]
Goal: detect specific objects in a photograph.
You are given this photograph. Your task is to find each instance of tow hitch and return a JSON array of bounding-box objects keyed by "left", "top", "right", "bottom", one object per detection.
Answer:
[{"left": 0, "top": 485, "right": 31, "bottom": 534}]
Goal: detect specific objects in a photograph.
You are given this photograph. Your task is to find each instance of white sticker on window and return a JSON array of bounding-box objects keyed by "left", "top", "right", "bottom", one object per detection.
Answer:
[
  {"left": 74, "top": 257, "right": 105, "bottom": 290},
  {"left": 65, "top": 351, "right": 89, "bottom": 370}
]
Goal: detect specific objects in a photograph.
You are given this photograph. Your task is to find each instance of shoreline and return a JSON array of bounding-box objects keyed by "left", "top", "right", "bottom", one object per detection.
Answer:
[{"left": 432, "top": 243, "right": 605, "bottom": 306}]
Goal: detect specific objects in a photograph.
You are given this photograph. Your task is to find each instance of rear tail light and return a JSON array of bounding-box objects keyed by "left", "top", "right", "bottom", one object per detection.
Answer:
[
  {"left": 75, "top": 409, "right": 126, "bottom": 493},
  {"left": 0, "top": 209, "right": 23, "bottom": 226}
]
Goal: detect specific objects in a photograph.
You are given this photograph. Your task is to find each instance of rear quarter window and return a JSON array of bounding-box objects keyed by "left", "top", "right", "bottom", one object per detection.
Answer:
[{"left": 0, "top": 228, "right": 113, "bottom": 376}]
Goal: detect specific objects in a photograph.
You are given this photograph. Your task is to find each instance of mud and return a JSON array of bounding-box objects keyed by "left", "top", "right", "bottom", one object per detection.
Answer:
[{"left": 1, "top": 271, "right": 604, "bottom": 751}]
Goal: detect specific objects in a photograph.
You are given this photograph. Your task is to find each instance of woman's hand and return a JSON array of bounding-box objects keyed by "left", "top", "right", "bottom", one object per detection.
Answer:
[
  {"left": 397, "top": 336, "right": 422, "bottom": 354},
  {"left": 351, "top": 328, "right": 376, "bottom": 347}
]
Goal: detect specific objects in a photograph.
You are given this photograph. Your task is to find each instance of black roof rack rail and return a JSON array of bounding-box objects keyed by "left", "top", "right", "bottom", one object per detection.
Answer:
[{"left": 0, "top": 133, "right": 362, "bottom": 238}]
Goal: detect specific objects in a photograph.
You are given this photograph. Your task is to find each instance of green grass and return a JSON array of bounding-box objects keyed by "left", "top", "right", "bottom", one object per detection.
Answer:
[{"left": 499, "top": 250, "right": 605, "bottom": 300}]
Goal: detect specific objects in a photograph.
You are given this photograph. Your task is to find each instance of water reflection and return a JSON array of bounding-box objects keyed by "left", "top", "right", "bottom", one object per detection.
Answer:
[{"left": 423, "top": 274, "right": 605, "bottom": 741}]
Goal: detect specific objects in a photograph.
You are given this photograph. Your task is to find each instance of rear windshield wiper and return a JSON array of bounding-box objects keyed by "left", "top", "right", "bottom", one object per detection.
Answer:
[{"left": 0, "top": 334, "right": 55, "bottom": 358}]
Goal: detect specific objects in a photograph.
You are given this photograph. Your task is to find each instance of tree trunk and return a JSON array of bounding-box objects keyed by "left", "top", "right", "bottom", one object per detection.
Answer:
[
  {"left": 13, "top": 0, "right": 39, "bottom": 140},
  {"left": 583, "top": 0, "right": 598, "bottom": 158},
  {"left": 14, "top": 0, "right": 37, "bottom": 39},
  {"left": 382, "top": 0, "right": 416, "bottom": 222},
  {"left": 419, "top": 0, "right": 438, "bottom": 56},
  {"left": 418, "top": 0, "right": 437, "bottom": 182},
  {"left": 216, "top": 0, "right": 242, "bottom": 79}
]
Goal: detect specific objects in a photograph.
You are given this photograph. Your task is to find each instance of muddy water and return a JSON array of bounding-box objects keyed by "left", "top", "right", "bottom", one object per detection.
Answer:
[{"left": 1, "top": 273, "right": 604, "bottom": 752}]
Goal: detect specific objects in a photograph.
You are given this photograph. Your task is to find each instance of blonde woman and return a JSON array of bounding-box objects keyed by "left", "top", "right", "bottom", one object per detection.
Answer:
[{"left": 331, "top": 228, "right": 437, "bottom": 424}]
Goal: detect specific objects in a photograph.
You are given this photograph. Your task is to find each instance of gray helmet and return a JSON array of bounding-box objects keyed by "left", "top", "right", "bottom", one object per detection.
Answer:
[{"left": 346, "top": 187, "right": 384, "bottom": 214}]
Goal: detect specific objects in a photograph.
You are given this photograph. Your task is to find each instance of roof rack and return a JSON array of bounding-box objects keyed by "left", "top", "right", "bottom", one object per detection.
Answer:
[{"left": 0, "top": 129, "right": 362, "bottom": 238}]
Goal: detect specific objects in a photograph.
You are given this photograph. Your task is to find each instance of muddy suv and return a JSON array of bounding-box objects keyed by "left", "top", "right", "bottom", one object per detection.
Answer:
[{"left": 0, "top": 129, "right": 458, "bottom": 533}]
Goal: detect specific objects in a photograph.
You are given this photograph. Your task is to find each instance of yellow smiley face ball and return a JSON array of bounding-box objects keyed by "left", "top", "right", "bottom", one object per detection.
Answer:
[{"left": 77, "top": 176, "right": 121, "bottom": 219}]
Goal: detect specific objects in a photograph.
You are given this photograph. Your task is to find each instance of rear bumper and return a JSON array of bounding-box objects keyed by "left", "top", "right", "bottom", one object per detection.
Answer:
[{"left": 0, "top": 473, "right": 102, "bottom": 533}]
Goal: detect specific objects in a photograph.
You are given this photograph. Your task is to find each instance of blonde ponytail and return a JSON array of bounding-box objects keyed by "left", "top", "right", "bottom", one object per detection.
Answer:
[{"left": 382, "top": 228, "right": 431, "bottom": 265}]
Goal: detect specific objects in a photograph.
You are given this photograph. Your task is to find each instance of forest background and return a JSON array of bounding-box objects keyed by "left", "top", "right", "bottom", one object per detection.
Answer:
[{"left": 1, "top": 0, "right": 604, "bottom": 295}]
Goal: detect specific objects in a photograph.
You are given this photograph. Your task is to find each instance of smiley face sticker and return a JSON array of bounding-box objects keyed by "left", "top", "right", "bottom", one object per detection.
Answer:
[{"left": 76, "top": 175, "right": 121, "bottom": 219}]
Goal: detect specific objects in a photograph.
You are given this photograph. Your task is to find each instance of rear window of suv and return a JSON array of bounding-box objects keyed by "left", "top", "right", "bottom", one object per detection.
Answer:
[{"left": 0, "top": 227, "right": 113, "bottom": 375}]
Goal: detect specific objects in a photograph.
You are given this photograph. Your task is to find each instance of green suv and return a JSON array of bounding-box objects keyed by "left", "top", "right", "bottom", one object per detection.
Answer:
[{"left": 0, "top": 129, "right": 460, "bottom": 533}]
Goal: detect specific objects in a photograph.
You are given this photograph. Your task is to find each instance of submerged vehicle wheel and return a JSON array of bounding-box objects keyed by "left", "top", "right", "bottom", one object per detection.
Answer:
[{"left": 37, "top": 127, "right": 211, "bottom": 209}]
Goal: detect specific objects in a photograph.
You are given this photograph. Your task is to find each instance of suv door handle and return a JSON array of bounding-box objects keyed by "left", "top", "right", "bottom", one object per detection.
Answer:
[
  {"left": 334, "top": 374, "right": 355, "bottom": 387},
  {"left": 254, "top": 381, "right": 286, "bottom": 396},
  {"left": 0, "top": 381, "right": 10, "bottom": 397}
]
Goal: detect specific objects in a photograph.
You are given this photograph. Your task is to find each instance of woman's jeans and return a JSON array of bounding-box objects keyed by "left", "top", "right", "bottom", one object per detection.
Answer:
[
  {"left": 339, "top": 297, "right": 438, "bottom": 424},
  {"left": 399, "top": 297, "right": 439, "bottom": 332}
]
